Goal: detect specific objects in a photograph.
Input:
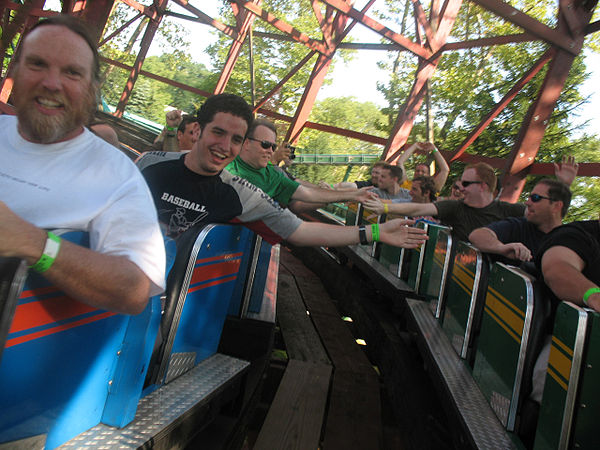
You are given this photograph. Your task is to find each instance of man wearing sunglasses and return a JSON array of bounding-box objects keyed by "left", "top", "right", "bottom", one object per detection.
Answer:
[
  {"left": 363, "top": 163, "right": 525, "bottom": 241},
  {"left": 469, "top": 179, "right": 572, "bottom": 264},
  {"left": 226, "top": 118, "right": 375, "bottom": 214},
  {"left": 141, "top": 94, "right": 427, "bottom": 249}
]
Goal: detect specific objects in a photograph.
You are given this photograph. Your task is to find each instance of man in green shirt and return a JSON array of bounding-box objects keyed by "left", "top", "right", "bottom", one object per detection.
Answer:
[{"left": 227, "top": 118, "right": 372, "bottom": 213}]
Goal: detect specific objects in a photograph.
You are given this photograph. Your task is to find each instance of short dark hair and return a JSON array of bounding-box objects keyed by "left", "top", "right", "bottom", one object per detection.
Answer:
[
  {"left": 247, "top": 118, "right": 277, "bottom": 139},
  {"left": 538, "top": 179, "right": 572, "bottom": 217},
  {"left": 413, "top": 176, "right": 437, "bottom": 202},
  {"left": 381, "top": 163, "right": 403, "bottom": 181},
  {"left": 19, "top": 14, "right": 101, "bottom": 85},
  {"left": 177, "top": 114, "right": 198, "bottom": 134},
  {"left": 196, "top": 93, "right": 253, "bottom": 132},
  {"left": 372, "top": 161, "right": 386, "bottom": 169}
]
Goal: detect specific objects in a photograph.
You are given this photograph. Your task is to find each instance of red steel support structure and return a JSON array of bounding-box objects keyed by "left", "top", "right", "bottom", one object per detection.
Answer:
[{"left": 0, "top": 0, "right": 598, "bottom": 196}]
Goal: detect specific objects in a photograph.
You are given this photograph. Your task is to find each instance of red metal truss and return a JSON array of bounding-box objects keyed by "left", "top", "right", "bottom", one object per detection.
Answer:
[
  {"left": 213, "top": 0, "right": 260, "bottom": 95},
  {"left": 500, "top": 0, "right": 595, "bottom": 202},
  {"left": 383, "top": 0, "right": 463, "bottom": 164},
  {"left": 115, "top": 0, "right": 169, "bottom": 117},
  {"left": 449, "top": 48, "right": 555, "bottom": 162}
]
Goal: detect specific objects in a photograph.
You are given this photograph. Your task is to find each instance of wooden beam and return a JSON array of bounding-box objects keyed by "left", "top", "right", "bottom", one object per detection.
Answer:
[
  {"left": 114, "top": 0, "right": 169, "bottom": 117},
  {"left": 449, "top": 48, "right": 554, "bottom": 162},
  {"left": 320, "top": 0, "right": 432, "bottom": 59},
  {"left": 213, "top": 0, "right": 259, "bottom": 94},
  {"left": 232, "top": 0, "right": 328, "bottom": 55},
  {"left": 100, "top": 56, "right": 212, "bottom": 98},
  {"left": 471, "top": 0, "right": 580, "bottom": 54},
  {"left": 171, "top": 0, "right": 237, "bottom": 39}
]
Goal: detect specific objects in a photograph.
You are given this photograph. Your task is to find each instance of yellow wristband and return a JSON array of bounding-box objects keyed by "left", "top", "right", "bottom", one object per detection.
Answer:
[{"left": 383, "top": 203, "right": 389, "bottom": 214}]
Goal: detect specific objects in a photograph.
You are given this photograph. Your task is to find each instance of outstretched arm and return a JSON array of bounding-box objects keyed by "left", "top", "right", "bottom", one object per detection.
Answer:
[
  {"left": 554, "top": 155, "right": 579, "bottom": 186},
  {"left": 541, "top": 245, "right": 600, "bottom": 312},
  {"left": 396, "top": 143, "right": 420, "bottom": 182},
  {"left": 292, "top": 185, "right": 373, "bottom": 204},
  {"left": 333, "top": 181, "right": 359, "bottom": 190},
  {"left": 287, "top": 218, "right": 428, "bottom": 248},
  {"left": 0, "top": 202, "right": 153, "bottom": 315},
  {"left": 362, "top": 197, "right": 438, "bottom": 217},
  {"left": 469, "top": 227, "right": 532, "bottom": 261}
]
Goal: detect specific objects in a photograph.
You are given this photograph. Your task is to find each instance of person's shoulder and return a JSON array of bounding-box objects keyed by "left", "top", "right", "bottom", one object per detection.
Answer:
[{"left": 495, "top": 200, "right": 526, "bottom": 211}]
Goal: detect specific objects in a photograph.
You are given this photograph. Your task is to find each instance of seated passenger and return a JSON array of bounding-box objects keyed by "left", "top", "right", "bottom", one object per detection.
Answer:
[
  {"left": 469, "top": 179, "right": 572, "bottom": 265},
  {"left": 537, "top": 220, "right": 600, "bottom": 314},
  {"left": 363, "top": 163, "right": 525, "bottom": 241},
  {"left": 141, "top": 94, "right": 428, "bottom": 249},
  {"left": 226, "top": 118, "right": 375, "bottom": 214},
  {"left": 89, "top": 120, "right": 120, "bottom": 148},
  {"left": 408, "top": 176, "right": 439, "bottom": 224},
  {"left": 334, "top": 161, "right": 386, "bottom": 190},
  {"left": 152, "top": 109, "right": 200, "bottom": 152},
  {"left": 370, "top": 164, "right": 412, "bottom": 202},
  {"left": 396, "top": 142, "right": 450, "bottom": 192},
  {"left": 0, "top": 15, "right": 165, "bottom": 315}
]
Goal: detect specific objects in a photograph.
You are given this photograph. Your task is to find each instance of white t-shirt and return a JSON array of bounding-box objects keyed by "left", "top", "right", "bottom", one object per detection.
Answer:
[{"left": 0, "top": 115, "right": 165, "bottom": 296}]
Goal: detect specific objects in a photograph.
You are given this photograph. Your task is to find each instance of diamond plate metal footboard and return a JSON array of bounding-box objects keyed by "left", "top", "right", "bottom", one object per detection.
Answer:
[
  {"left": 406, "top": 299, "right": 516, "bottom": 450},
  {"left": 60, "top": 353, "right": 249, "bottom": 449}
]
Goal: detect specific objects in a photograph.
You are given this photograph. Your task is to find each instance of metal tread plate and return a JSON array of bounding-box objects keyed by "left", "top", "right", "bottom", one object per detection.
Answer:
[
  {"left": 59, "top": 353, "right": 250, "bottom": 449},
  {"left": 406, "top": 299, "right": 516, "bottom": 450}
]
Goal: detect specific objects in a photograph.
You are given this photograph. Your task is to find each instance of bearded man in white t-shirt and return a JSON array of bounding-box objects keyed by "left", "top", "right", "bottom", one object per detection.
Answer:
[{"left": 0, "top": 15, "right": 165, "bottom": 314}]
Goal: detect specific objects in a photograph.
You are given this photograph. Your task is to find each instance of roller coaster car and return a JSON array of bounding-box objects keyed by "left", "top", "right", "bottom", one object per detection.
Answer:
[{"left": 0, "top": 225, "right": 278, "bottom": 449}]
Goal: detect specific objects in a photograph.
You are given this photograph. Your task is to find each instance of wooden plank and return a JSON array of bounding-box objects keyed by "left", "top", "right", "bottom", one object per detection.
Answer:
[
  {"left": 277, "top": 272, "right": 331, "bottom": 365},
  {"left": 322, "top": 369, "right": 382, "bottom": 450},
  {"left": 253, "top": 359, "right": 331, "bottom": 450}
]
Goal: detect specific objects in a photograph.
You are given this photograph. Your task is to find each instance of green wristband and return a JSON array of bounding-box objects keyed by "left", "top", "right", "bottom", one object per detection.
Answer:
[
  {"left": 583, "top": 287, "right": 600, "bottom": 305},
  {"left": 371, "top": 223, "right": 380, "bottom": 242},
  {"left": 165, "top": 125, "right": 177, "bottom": 132},
  {"left": 30, "top": 231, "right": 61, "bottom": 273}
]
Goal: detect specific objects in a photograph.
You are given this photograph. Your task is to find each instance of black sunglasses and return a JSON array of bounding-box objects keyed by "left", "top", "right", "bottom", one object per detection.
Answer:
[
  {"left": 247, "top": 137, "right": 277, "bottom": 151},
  {"left": 460, "top": 180, "right": 482, "bottom": 188},
  {"left": 529, "top": 193, "right": 554, "bottom": 203}
]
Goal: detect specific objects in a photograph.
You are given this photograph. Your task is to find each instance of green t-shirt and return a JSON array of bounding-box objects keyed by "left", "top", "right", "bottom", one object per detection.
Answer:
[{"left": 226, "top": 157, "right": 300, "bottom": 206}]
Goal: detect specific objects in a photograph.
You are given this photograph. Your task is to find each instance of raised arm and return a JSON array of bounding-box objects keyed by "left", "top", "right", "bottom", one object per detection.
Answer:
[
  {"left": 161, "top": 109, "right": 183, "bottom": 152},
  {"left": 396, "top": 143, "right": 419, "bottom": 170},
  {"left": 541, "top": 246, "right": 600, "bottom": 312},
  {"left": 287, "top": 218, "right": 428, "bottom": 248},
  {"left": 554, "top": 155, "right": 579, "bottom": 186},
  {"left": 0, "top": 202, "right": 154, "bottom": 315},
  {"left": 362, "top": 197, "right": 437, "bottom": 217},
  {"left": 469, "top": 227, "right": 532, "bottom": 261},
  {"left": 429, "top": 144, "right": 450, "bottom": 192}
]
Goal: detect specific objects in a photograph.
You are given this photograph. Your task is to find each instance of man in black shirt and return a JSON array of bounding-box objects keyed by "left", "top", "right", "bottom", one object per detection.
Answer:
[{"left": 141, "top": 94, "right": 428, "bottom": 249}]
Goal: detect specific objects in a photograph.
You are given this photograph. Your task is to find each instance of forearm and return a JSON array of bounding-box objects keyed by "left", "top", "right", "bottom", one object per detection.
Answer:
[
  {"left": 293, "top": 186, "right": 361, "bottom": 204},
  {"left": 432, "top": 150, "right": 450, "bottom": 191},
  {"left": 161, "top": 133, "right": 180, "bottom": 152},
  {"left": 333, "top": 181, "right": 358, "bottom": 190},
  {"left": 287, "top": 222, "right": 368, "bottom": 247},
  {"left": 44, "top": 242, "right": 152, "bottom": 315},
  {"left": 387, "top": 202, "right": 436, "bottom": 217},
  {"left": 469, "top": 228, "right": 503, "bottom": 254},
  {"left": 397, "top": 143, "right": 418, "bottom": 166}
]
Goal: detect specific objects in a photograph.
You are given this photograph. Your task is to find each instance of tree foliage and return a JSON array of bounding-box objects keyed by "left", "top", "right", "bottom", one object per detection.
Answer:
[{"left": 374, "top": 0, "right": 600, "bottom": 215}]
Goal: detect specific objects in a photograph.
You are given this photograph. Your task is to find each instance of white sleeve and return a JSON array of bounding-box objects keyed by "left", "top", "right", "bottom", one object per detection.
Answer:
[{"left": 89, "top": 171, "right": 166, "bottom": 296}]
